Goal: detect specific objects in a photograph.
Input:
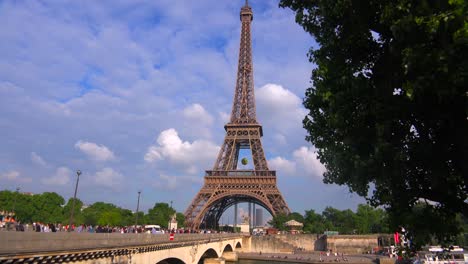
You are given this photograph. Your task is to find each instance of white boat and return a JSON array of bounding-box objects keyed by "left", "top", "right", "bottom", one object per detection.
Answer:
[{"left": 417, "top": 246, "right": 467, "bottom": 264}]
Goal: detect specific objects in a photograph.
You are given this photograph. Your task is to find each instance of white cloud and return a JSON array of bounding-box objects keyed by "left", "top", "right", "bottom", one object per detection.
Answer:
[
  {"left": 0, "top": 1, "right": 365, "bottom": 213},
  {"left": 293, "top": 146, "right": 326, "bottom": 179},
  {"left": 256, "top": 84, "right": 307, "bottom": 133},
  {"left": 93, "top": 167, "right": 124, "bottom": 190},
  {"left": 273, "top": 133, "right": 287, "bottom": 146},
  {"left": 219, "top": 111, "right": 230, "bottom": 124},
  {"left": 31, "top": 152, "right": 48, "bottom": 167},
  {"left": 152, "top": 174, "right": 202, "bottom": 191},
  {"left": 0, "top": 170, "right": 32, "bottom": 183},
  {"left": 269, "top": 156, "right": 296, "bottom": 175},
  {"left": 144, "top": 128, "right": 219, "bottom": 174},
  {"left": 154, "top": 174, "right": 178, "bottom": 190},
  {"left": 75, "top": 140, "right": 116, "bottom": 162},
  {"left": 268, "top": 146, "right": 326, "bottom": 179},
  {"left": 183, "top": 104, "right": 214, "bottom": 126},
  {"left": 41, "top": 167, "right": 71, "bottom": 185},
  {"left": 0, "top": 170, "right": 20, "bottom": 180},
  {"left": 181, "top": 103, "right": 215, "bottom": 139}
]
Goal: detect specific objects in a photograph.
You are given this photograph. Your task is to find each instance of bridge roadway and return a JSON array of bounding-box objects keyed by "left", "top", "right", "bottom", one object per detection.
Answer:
[{"left": 0, "top": 232, "right": 247, "bottom": 264}]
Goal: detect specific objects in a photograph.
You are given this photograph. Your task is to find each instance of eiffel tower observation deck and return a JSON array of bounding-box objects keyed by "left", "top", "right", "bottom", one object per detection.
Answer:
[{"left": 184, "top": 0, "right": 291, "bottom": 230}]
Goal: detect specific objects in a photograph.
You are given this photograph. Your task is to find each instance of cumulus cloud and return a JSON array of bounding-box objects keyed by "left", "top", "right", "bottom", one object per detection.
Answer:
[
  {"left": 31, "top": 152, "right": 48, "bottom": 167},
  {"left": 75, "top": 140, "right": 116, "bottom": 162},
  {"left": 273, "top": 133, "right": 287, "bottom": 146},
  {"left": 154, "top": 174, "right": 178, "bottom": 190},
  {"left": 0, "top": 1, "right": 363, "bottom": 212},
  {"left": 293, "top": 146, "right": 326, "bottom": 178},
  {"left": 219, "top": 111, "right": 230, "bottom": 124},
  {"left": 269, "top": 156, "right": 296, "bottom": 175},
  {"left": 256, "top": 83, "right": 307, "bottom": 132},
  {"left": 153, "top": 174, "right": 204, "bottom": 192},
  {"left": 268, "top": 146, "right": 326, "bottom": 179},
  {"left": 0, "top": 170, "right": 32, "bottom": 183},
  {"left": 0, "top": 170, "right": 20, "bottom": 180},
  {"left": 183, "top": 104, "right": 214, "bottom": 126},
  {"left": 93, "top": 167, "right": 124, "bottom": 190},
  {"left": 41, "top": 167, "right": 71, "bottom": 185},
  {"left": 144, "top": 128, "right": 219, "bottom": 174}
]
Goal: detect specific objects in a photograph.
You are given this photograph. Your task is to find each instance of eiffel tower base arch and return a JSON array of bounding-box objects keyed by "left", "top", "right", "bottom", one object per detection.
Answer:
[{"left": 185, "top": 174, "right": 290, "bottom": 230}]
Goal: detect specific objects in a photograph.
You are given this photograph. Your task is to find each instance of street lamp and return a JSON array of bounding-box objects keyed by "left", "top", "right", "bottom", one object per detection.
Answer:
[
  {"left": 68, "top": 170, "right": 81, "bottom": 232},
  {"left": 135, "top": 191, "right": 141, "bottom": 232}
]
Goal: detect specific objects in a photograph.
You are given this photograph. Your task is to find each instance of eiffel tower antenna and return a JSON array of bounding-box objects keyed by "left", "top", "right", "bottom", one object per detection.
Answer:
[
  {"left": 245, "top": 0, "right": 249, "bottom": 6},
  {"left": 184, "top": 1, "right": 290, "bottom": 231}
]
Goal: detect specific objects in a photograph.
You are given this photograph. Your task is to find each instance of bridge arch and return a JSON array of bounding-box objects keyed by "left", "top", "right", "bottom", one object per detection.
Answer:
[
  {"left": 235, "top": 242, "right": 242, "bottom": 249},
  {"left": 157, "top": 258, "right": 185, "bottom": 264},
  {"left": 198, "top": 248, "right": 218, "bottom": 263},
  {"left": 223, "top": 244, "right": 233, "bottom": 252},
  {"left": 196, "top": 193, "right": 274, "bottom": 229}
]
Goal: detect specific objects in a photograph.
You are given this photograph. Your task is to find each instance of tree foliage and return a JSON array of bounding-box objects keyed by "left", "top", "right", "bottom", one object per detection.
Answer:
[
  {"left": 0, "top": 190, "right": 185, "bottom": 229},
  {"left": 269, "top": 205, "right": 389, "bottom": 234},
  {"left": 280, "top": 0, "right": 467, "bottom": 244},
  {"left": 176, "top": 212, "right": 186, "bottom": 228},
  {"left": 146, "top": 203, "right": 176, "bottom": 228}
]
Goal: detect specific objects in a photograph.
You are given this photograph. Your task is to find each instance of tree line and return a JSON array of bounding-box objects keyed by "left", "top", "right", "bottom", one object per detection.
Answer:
[
  {"left": 2, "top": 189, "right": 466, "bottom": 247},
  {"left": 270, "top": 203, "right": 467, "bottom": 247},
  {"left": 269, "top": 204, "right": 389, "bottom": 235},
  {"left": 0, "top": 190, "right": 185, "bottom": 228}
]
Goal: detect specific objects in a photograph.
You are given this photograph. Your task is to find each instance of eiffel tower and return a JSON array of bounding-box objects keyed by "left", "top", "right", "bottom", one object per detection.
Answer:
[{"left": 184, "top": 0, "right": 290, "bottom": 230}]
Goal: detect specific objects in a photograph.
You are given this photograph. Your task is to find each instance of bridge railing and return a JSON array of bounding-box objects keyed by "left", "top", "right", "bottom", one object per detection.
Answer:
[
  {"left": 0, "top": 232, "right": 243, "bottom": 255},
  {"left": 205, "top": 170, "right": 276, "bottom": 177}
]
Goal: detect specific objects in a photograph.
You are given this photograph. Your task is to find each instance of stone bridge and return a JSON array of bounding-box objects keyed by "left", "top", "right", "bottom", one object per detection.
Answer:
[{"left": 0, "top": 232, "right": 249, "bottom": 264}]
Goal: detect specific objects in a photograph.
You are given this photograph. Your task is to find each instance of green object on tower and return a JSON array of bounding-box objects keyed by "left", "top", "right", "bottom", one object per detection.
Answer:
[{"left": 241, "top": 157, "right": 248, "bottom": 165}]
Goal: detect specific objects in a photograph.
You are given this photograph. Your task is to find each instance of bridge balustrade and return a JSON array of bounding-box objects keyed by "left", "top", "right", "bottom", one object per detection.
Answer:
[
  {"left": 0, "top": 232, "right": 242, "bottom": 255},
  {"left": 205, "top": 170, "right": 276, "bottom": 177}
]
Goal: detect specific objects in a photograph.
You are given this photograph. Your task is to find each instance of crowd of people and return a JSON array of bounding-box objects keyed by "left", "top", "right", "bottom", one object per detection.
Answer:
[{"left": 0, "top": 221, "right": 227, "bottom": 235}]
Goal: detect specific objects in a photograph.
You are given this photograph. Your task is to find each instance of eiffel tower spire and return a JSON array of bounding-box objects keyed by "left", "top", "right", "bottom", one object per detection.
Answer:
[
  {"left": 184, "top": 2, "right": 290, "bottom": 230},
  {"left": 231, "top": 0, "right": 254, "bottom": 124}
]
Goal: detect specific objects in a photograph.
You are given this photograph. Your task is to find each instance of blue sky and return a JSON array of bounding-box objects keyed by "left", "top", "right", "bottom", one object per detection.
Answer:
[{"left": 0, "top": 0, "right": 365, "bottom": 222}]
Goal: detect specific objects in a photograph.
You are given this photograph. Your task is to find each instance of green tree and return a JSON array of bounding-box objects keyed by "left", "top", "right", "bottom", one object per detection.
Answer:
[
  {"left": 120, "top": 209, "right": 135, "bottom": 226},
  {"left": 354, "top": 204, "right": 389, "bottom": 234},
  {"left": 176, "top": 212, "right": 185, "bottom": 228},
  {"left": 0, "top": 190, "right": 35, "bottom": 223},
  {"left": 268, "top": 213, "right": 289, "bottom": 231},
  {"left": 32, "top": 192, "right": 65, "bottom": 223},
  {"left": 146, "top": 203, "right": 175, "bottom": 228},
  {"left": 82, "top": 202, "right": 118, "bottom": 226},
  {"left": 322, "top": 207, "right": 356, "bottom": 234},
  {"left": 62, "top": 198, "right": 84, "bottom": 225},
  {"left": 98, "top": 211, "right": 122, "bottom": 226},
  {"left": 303, "top": 209, "right": 327, "bottom": 234},
  {"left": 280, "top": 0, "right": 467, "bottom": 244}
]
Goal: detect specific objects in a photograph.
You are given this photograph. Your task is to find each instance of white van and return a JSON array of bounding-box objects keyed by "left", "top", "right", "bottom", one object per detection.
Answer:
[{"left": 144, "top": 225, "right": 162, "bottom": 234}]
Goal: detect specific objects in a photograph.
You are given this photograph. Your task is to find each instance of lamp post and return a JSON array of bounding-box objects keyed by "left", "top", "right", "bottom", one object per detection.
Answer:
[
  {"left": 68, "top": 170, "right": 81, "bottom": 232},
  {"left": 135, "top": 191, "right": 141, "bottom": 232}
]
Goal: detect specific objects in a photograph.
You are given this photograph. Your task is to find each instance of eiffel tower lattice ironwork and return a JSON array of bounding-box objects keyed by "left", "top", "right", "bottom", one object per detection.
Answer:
[{"left": 184, "top": 1, "right": 290, "bottom": 230}]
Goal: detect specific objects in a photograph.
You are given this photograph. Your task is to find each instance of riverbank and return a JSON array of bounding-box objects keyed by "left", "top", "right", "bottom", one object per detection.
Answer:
[{"left": 238, "top": 252, "right": 381, "bottom": 264}]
